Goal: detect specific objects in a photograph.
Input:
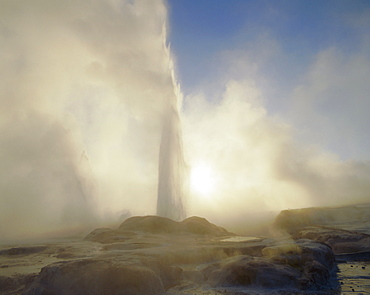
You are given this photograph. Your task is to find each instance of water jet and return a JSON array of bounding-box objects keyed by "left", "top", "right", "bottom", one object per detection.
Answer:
[{"left": 156, "top": 103, "right": 188, "bottom": 221}]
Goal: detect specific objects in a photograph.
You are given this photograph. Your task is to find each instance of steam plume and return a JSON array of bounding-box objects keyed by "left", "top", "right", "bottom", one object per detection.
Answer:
[{"left": 157, "top": 104, "right": 188, "bottom": 221}]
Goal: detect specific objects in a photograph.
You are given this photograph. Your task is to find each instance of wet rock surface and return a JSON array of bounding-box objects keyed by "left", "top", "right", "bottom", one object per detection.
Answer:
[
  {"left": 0, "top": 215, "right": 342, "bottom": 294},
  {"left": 275, "top": 203, "right": 370, "bottom": 294},
  {"left": 274, "top": 204, "right": 370, "bottom": 254}
]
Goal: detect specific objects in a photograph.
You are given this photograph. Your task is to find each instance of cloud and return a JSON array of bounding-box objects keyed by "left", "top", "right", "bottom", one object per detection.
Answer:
[
  {"left": 178, "top": 5, "right": 370, "bottom": 232},
  {"left": 182, "top": 79, "right": 370, "bottom": 231},
  {"left": 1, "top": 0, "right": 369, "bottom": 241},
  {"left": 0, "top": 0, "right": 177, "bottom": 241},
  {"left": 290, "top": 47, "right": 370, "bottom": 160}
]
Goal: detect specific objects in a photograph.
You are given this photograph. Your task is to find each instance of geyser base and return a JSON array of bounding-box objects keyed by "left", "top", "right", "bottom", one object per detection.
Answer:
[{"left": 1, "top": 215, "right": 341, "bottom": 294}]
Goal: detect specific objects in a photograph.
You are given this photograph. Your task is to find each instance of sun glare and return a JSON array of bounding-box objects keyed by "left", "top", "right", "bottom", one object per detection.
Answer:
[{"left": 190, "top": 163, "right": 216, "bottom": 196}]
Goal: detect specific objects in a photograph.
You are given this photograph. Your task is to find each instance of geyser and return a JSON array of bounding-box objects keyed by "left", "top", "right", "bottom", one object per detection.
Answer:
[{"left": 157, "top": 102, "right": 188, "bottom": 221}]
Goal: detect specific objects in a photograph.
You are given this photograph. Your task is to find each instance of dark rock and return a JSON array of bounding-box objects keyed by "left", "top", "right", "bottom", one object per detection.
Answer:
[
  {"left": 262, "top": 239, "right": 336, "bottom": 271},
  {"left": 274, "top": 205, "right": 370, "bottom": 234},
  {"left": 203, "top": 255, "right": 299, "bottom": 289},
  {"left": 116, "top": 215, "right": 233, "bottom": 236},
  {"left": 25, "top": 259, "right": 166, "bottom": 295},
  {"left": 261, "top": 239, "right": 337, "bottom": 291},
  {"left": 0, "top": 246, "right": 47, "bottom": 256},
  {"left": 1, "top": 215, "right": 342, "bottom": 294},
  {"left": 84, "top": 227, "right": 136, "bottom": 244},
  {"left": 0, "top": 273, "right": 37, "bottom": 293},
  {"left": 273, "top": 205, "right": 370, "bottom": 255},
  {"left": 301, "top": 260, "right": 330, "bottom": 290},
  {"left": 180, "top": 216, "right": 231, "bottom": 236},
  {"left": 118, "top": 215, "right": 179, "bottom": 234}
]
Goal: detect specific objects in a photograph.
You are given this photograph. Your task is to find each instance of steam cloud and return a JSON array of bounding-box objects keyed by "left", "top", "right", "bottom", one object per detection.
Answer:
[
  {"left": 0, "top": 0, "right": 177, "bottom": 241},
  {"left": 183, "top": 80, "right": 370, "bottom": 223},
  {"left": 1, "top": 0, "right": 369, "bottom": 241}
]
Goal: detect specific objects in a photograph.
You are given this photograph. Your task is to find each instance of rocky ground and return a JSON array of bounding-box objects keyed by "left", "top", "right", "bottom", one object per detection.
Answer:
[
  {"left": 1, "top": 204, "right": 369, "bottom": 294},
  {"left": 275, "top": 203, "right": 370, "bottom": 294}
]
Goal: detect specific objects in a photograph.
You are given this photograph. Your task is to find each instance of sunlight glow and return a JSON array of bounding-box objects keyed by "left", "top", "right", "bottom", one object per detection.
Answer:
[{"left": 190, "top": 163, "right": 216, "bottom": 196}]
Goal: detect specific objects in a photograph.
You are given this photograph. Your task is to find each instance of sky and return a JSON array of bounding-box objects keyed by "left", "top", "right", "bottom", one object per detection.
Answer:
[
  {"left": 0, "top": 0, "right": 369, "bottom": 241},
  {"left": 168, "top": 0, "right": 370, "bottom": 160},
  {"left": 167, "top": 0, "right": 370, "bottom": 225}
]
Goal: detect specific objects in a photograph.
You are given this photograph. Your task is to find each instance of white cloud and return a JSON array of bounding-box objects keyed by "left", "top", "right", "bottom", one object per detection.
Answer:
[
  {"left": 290, "top": 47, "right": 370, "bottom": 159},
  {"left": 0, "top": 0, "right": 177, "bottom": 241},
  {"left": 183, "top": 79, "right": 370, "bottom": 230},
  {"left": 1, "top": 0, "right": 369, "bottom": 241}
]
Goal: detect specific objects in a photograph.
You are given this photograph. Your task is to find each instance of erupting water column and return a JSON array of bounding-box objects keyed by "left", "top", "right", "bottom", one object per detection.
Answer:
[
  {"left": 156, "top": 99, "right": 188, "bottom": 221},
  {"left": 156, "top": 52, "right": 188, "bottom": 222},
  {"left": 156, "top": 19, "right": 187, "bottom": 221}
]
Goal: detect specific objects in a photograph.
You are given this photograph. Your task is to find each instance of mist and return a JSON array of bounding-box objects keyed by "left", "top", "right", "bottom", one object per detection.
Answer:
[
  {"left": 0, "top": 0, "right": 177, "bottom": 241},
  {"left": 182, "top": 79, "right": 370, "bottom": 233},
  {"left": 1, "top": 0, "right": 370, "bottom": 242}
]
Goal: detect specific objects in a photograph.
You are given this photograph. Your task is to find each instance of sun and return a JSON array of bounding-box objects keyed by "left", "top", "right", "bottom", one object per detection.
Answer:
[{"left": 190, "top": 163, "right": 216, "bottom": 196}]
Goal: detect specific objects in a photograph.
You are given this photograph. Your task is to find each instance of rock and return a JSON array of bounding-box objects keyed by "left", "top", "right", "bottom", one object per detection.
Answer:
[
  {"left": 0, "top": 274, "right": 37, "bottom": 293},
  {"left": 84, "top": 228, "right": 136, "bottom": 244},
  {"left": 262, "top": 239, "right": 336, "bottom": 270},
  {"left": 118, "top": 215, "right": 179, "bottom": 234},
  {"left": 180, "top": 216, "right": 231, "bottom": 236},
  {"left": 203, "top": 255, "right": 299, "bottom": 289},
  {"left": 84, "top": 228, "right": 113, "bottom": 240},
  {"left": 301, "top": 260, "right": 330, "bottom": 290},
  {"left": 25, "top": 259, "right": 174, "bottom": 295},
  {"left": 290, "top": 226, "right": 370, "bottom": 253},
  {"left": 274, "top": 205, "right": 370, "bottom": 234},
  {"left": 273, "top": 205, "right": 370, "bottom": 255},
  {"left": 203, "top": 239, "right": 337, "bottom": 291},
  {"left": 117, "top": 215, "right": 233, "bottom": 236},
  {"left": 0, "top": 246, "right": 47, "bottom": 256},
  {"left": 1, "top": 215, "right": 340, "bottom": 294}
]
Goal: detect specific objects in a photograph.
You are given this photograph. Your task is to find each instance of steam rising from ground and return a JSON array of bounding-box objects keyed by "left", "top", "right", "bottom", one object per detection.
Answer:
[
  {"left": 1, "top": 0, "right": 370, "bottom": 241},
  {"left": 0, "top": 0, "right": 176, "bottom": 241},
  {"left": 183, "top": 80, "right": 370, "bottom": 229}
]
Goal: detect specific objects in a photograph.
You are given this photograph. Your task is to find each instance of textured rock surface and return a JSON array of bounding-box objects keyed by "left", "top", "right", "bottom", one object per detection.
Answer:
[
  {"left": 118, "top": 215, "right": 232, "bottom": 236},
  {"left": 0, "top": 215, "right": 340, "bottom": 294},
  {"left": 274, "top": 204, "right": 370, "bottom": 254},
  {"left": 274, "top": 204, "right": 370, "bottom": 294},
  {"left": 25, "top": 259, "right": 179, "bottom": 295},
  {"left": 203, "top": 255, "right": 300, "bottom": 289}
]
